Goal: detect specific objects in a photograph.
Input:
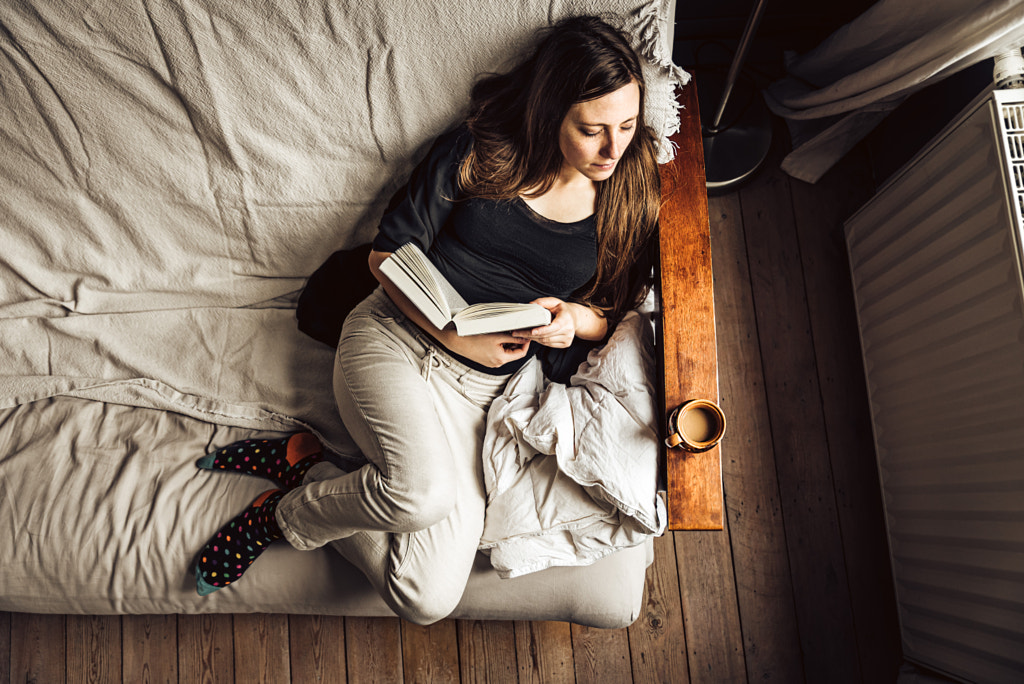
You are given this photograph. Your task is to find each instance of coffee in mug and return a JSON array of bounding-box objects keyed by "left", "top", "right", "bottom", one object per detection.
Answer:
[{"left": 665, "top": 399, "right": 726, "bottom": 452}]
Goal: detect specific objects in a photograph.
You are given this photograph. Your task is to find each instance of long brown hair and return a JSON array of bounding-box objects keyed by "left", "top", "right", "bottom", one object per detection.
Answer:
[{"left": 459, "top": 15, "right": 660, "bottom": 321}]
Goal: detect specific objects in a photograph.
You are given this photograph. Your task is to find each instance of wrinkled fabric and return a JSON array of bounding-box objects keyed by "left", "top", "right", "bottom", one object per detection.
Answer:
[
  {"left": 764, "top": 0, "right": 1024, "bottom": 183},
  {"left": 0, "top": 0, "right": 681, "bottom": 620},
  {"left": 0, "top": 0, "right": 687, "bottom": 448},
  {"left": 480, "top": 311, "right": 666, "bottom": 578}
]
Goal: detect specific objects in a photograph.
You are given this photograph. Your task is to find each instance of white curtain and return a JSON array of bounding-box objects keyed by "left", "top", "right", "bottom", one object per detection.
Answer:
[{"left": 763, "top": 0, "right": 1024, "bottom": 183}]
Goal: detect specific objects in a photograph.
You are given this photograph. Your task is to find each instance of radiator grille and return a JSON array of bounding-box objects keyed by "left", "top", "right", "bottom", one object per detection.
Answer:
[
  {"left": 845, "top": 89, "right": 1024, "bottom": 684},
  {"left": 999, "top": 102, "right": 1024, "bottom": 233}
]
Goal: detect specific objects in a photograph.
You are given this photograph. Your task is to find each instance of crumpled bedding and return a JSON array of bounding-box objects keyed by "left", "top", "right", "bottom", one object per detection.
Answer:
[
  {"left": 0, "top": 0, "right": 687, "bottom": 617},
  {"left": 0, "top": 0, "right": 687, "bottom": 453},
  {"left": 481, "top": 311, "right": 667, "bottom": 578}
]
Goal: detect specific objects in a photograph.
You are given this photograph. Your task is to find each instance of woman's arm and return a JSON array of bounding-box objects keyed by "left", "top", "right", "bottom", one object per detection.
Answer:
[{"left": 368, "top": 249, "right": 532, "bottom": 368}]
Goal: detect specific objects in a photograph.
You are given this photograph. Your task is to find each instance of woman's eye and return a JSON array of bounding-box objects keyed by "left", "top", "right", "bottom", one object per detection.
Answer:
[
  {"left": 581, "top": 129, "right": 600, "bottom": 137},
  {"left": 621, "top": 125, "right": 635, "bottom": 133}
]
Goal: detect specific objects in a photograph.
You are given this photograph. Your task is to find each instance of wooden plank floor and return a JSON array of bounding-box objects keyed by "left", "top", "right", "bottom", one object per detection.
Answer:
[{"left": 0, "top": 144, "right": 903, "bottom": 684}]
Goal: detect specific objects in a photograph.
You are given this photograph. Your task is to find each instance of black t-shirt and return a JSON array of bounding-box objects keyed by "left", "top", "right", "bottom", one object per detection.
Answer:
[{"left": 372, "top": 126, "right": 602, "bottom": 379}]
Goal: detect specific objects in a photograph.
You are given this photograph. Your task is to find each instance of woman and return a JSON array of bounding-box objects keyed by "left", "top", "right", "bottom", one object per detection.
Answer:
[{"left": 192, "top": 14, "right": 661, "bottom": 625}]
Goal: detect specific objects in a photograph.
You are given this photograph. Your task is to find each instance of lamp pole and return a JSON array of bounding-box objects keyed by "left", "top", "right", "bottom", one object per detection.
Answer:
[{"left": 701, "top": 0, "right": 773, "bottom": 193}]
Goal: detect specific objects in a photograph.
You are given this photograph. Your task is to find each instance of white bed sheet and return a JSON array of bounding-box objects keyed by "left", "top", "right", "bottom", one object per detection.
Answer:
[{"left": 0, "top": 0, "right": 686, "bottom": 621}]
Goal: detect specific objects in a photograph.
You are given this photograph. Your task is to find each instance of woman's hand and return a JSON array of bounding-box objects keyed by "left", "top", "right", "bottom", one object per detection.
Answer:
[
  {"left": 439, "top": 329, "right": 531, "bottom": 368},
  {"left": 517, "top": 297, "right": 608, "bottom": 348}
]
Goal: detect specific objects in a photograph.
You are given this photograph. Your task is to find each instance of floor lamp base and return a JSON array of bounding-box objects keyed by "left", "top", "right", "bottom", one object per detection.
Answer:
[{"left": 700, "top": 76, "right": 774, "bottom": 195}]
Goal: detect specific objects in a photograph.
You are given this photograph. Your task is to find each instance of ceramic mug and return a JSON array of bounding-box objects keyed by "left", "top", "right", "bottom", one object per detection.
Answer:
[{"left": 665, "top": 399, "right": 726, "bottom": 452}]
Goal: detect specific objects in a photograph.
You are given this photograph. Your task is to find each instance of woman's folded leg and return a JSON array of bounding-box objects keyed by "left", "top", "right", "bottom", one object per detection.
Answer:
[{"left": 275, "top": 291, "right": 507, "bottom": 622}]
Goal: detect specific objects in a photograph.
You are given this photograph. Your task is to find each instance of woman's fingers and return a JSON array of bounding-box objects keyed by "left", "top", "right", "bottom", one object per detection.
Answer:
[{"left": 522, "top": 298, "right": 576, "bottom": 348}]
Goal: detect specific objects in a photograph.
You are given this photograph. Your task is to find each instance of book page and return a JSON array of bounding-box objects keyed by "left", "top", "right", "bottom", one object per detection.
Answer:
[
  {"left": 452, "top": 302, "right": 551, "bottom": 336},
  {"left": 382, "top": 243, "right": 551, "bottom": 336},
  {"left": 395, "top": 243, "right": 470, "bottom": 314},
  {"left": 378, "top": 245, "right": 452, "bottom": 330}
]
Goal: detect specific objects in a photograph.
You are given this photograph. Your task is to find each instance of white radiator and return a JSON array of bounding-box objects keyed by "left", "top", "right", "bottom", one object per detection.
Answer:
[{"left": 845, "top": 87, "right": 1024, "bottom": 684}]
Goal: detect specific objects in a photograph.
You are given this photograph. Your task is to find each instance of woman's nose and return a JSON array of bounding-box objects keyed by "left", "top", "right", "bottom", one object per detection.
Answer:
[{"left": 603, "top": 133, "right": 625, "bottom": 160}]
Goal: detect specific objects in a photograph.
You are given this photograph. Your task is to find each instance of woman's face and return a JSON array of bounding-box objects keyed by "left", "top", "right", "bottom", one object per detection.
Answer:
[{"left": 558, "top": 80, "right": 641, "bottom": 182}]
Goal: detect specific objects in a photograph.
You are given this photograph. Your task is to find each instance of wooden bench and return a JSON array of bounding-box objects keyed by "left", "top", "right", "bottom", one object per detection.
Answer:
[{"left": 657, "top": 81, "right": 724, "bottom": 531}]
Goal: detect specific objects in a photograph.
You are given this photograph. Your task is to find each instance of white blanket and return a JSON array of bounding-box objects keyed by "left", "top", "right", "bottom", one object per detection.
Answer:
[{"left": 480, "top": 311, "right": 667, "bottom": 578}]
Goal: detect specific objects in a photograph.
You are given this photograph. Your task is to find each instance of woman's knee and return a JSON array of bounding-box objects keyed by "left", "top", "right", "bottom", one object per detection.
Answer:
[
  {"left": 395, "top": 593, "right": 462, "bottom": 626},
  {"left": 382, "top": 472, "right": 456, "bottom": 533},
  {"left": 386, "top": 561, "right": 469, "bottom": 625}
]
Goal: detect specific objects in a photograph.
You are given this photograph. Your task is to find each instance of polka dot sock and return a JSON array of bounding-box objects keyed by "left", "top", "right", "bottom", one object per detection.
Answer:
[
  {"left": 195, "top": 489, "right": 284, "bottom": 596},
  {"left": 196, "top": 432, "right": 324, "bottom": 491}
]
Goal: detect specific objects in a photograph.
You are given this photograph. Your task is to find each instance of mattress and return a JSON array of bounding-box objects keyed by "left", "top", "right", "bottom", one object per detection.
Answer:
[{"left": 0, "top": 0, "right": 685, "bottom": 625}]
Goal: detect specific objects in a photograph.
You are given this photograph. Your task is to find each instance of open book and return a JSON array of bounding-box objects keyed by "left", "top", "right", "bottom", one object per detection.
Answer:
[{"left": 379, "top": 243, "right": 552, "bottom": 336}]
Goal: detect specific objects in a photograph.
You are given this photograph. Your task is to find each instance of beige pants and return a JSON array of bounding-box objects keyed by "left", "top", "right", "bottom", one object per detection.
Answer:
[{"left": 276, "top": 287, "right": 510, "bottom": 624}]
